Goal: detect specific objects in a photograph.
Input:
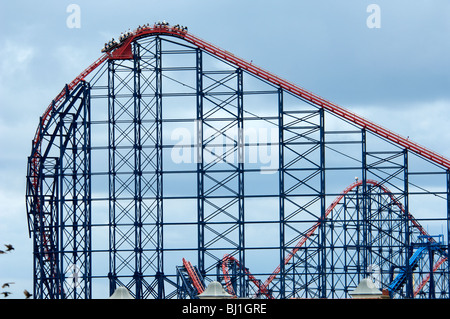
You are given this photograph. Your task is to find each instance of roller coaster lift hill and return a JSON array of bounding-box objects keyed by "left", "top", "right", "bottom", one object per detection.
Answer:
[{"left": 26, "top": 22, "right": 450, "bottom": 299}]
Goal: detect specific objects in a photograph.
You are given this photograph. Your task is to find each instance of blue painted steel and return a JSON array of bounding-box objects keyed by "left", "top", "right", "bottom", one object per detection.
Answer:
[
  {"left": 388, "top": 246, "right": 427, "bottom": 293},
  {"left": 26, "top": 31, "right": 450, "bottom": 299}
]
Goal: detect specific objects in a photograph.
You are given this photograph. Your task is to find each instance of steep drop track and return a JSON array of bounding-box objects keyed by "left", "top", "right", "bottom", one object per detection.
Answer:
[
  {"left": 33, "top": 23, "right": 450, "bottom": 170},
  {"left": 31, "top": 23, "right": 449, "bottom": 299}
]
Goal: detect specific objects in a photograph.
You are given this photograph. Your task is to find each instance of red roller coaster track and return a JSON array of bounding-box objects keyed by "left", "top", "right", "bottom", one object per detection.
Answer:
[
  {"left": 261, "top": 179, "right": 438, "bottom": 293},
  {"left": 221, "top": 254, "right": 273, "bottom": 299},
  {"left": 33, "top": 23, "right": 450, "bottom": 171},
  {"left": 182, "top": 258, "right": 205, "bottom": 295},
  {"left": 31, "top": 23, "right": 449, "bottom": 298},
  {"left": 217, "top": 179, "right": 446, "bottom": 298}
]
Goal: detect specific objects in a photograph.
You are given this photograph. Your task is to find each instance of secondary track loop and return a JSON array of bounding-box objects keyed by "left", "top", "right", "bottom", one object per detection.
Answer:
[{"left": 219, "top": 179, "right": 443, "bottom": 298}]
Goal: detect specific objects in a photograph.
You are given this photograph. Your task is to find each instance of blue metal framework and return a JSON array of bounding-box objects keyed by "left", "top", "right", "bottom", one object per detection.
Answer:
[
  {"left": 26, "top": 82, "right": 91, "bottom": 299},
  {"left": 26, "top": 30, "right": 450, "bottom": 299}
]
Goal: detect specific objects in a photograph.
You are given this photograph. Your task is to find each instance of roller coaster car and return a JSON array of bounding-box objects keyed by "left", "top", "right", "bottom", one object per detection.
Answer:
[
  {"left": 100, "top": 23, "right": 188, "bottom": 53},
  {"left": 119, "top": 32, "right": 133, "bottom": 43},
  {"left": 101, "top": 40, "right": 119, "bottom": 53},
  {"left": 171, "top": 24, "right": 188, "bottom": 34},
  {"left": 154, "top": 21, "right": 170, "bottom": 30}
]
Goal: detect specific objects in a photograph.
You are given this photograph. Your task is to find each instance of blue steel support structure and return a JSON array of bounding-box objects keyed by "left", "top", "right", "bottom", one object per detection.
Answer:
[
  {"left": 278, "top": 88, "right": 285, "bottom": 299},
  {"left": 27, "top": 81, "right": 91, "bottom": 299},
  {"left": 26, "top": 27, "right": 450, "bottom": 299},
  {"left": 107, "top": 37, "right": 165, "bottom": 298},
  {"left": 196, "top": 48, "right": 205, "bottom": 279}
]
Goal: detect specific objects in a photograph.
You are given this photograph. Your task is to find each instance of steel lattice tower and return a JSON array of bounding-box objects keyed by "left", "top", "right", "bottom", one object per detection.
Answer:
[{"left": 26, "top": 24, "right": 450, "bottom": 299}]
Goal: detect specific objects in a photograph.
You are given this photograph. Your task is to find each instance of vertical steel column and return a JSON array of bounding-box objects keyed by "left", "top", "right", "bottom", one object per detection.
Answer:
[
  {"left": 356, "top": 178, "right": 362, "bottom": 282},
  {"left": 107, "top": 60, "right": 117, "bottom": 296},
  {"left": 237, "top": 68, "right": 245, "bottom": 297},
  {"left": 48, "top": 154, "right": 60, "bottom": 300},
  {"left": 58, "top": 111, "right": 68, "bottom": 300},
  {"left": 84, "top": 84, "right": 92, "bottom": 299},
  {"left": 319, "top": 107, "right": 326, "bottom": 298},
  {"left": 58, "top": 98, "right": 71, "bottom": 299},
  {"left": 278, "top": 88, "right": 285, "bottom": 299},
  {"left": 428, "top": 242, "right": 436, "bottom": 299},
  {"left": 133, "top": 42, "right": 143, "bottom": 299},
  {"left": 155, "top": 36, "right": 164, "bottom": 299},
  {"left": 361, "top": 128, "right": 368, "bottom": 280},
  {"left": 403, "top": 150, "right": 413, "bottom": 298},
  {"left": 196, "top": 48, "right": 205, "bottom": 277}
]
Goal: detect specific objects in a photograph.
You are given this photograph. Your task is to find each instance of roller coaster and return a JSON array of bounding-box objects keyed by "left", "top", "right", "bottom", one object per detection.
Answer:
[{"left": 26, "top": 22, "right": 450, "bottom": 299}]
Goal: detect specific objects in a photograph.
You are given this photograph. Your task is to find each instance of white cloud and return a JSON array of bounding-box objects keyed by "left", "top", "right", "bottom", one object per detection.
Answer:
[
  {"left": 351, "top": 99, "right": 450, "bottom": 158},
  {"left": 53, "top": 45, "right": 93, "bottom": 80},
  {"left": 0, "top": 40, "right": 35, "bottom": 78}
]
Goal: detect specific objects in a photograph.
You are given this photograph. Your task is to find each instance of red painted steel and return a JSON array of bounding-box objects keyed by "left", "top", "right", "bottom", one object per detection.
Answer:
[
  {"left": 30, "top": 53, "right": 109, "bottom": 264},
  {"left": 414, "top": 256, "right": 447, "bottom": 297},
  {"left": 221, "top": 254, "right": 273, "bottom": 299},
  {"left": 181, "top": 34, "right": 450, "bottom": 170},
  {"left": 31, "top": 24, "right": 449, "bottom": 298},
  {"left": 33, "top": 23, "right": 450, "bottom": 170},
  {"left": 182, "top": 258, "right": 205, "bottom": 294},
  {"left": 219, "top": 179, "right": 441, "bottom": 297},
  {"left": 262, "top": 179, "right": 433, "bottom": 291}
]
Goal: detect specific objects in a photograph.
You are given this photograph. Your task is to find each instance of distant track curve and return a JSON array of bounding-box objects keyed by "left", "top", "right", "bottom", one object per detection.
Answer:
[{"left": 220, "top": 179, "right": 443, "bottom": 298}]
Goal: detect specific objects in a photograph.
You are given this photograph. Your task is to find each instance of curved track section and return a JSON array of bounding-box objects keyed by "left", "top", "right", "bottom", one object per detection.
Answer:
[
  {"left": 219, "top": 179, "right": 446, "bottom": 298},
  {"left": 32, "top": 23, "right": 450, "bottom": 170},
  {"left": 221, "top": 254, "right": 273, "bottom": 299},
  {"left": 182, "top": 258, "right": 205, "bottom": 295},
  {"left": 26, "top": 23, "right": 450, "bottom": 299}
]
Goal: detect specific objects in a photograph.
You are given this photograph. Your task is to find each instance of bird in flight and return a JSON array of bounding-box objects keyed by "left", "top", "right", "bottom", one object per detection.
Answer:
[
  {"left": 24, "top": 290, "right": 32, "bottom": 299},
  {"left": 4, "top": 244, "right": 14, "bottom": 252},
  {"left": 2, "top": 282, "right": 15, "bottom": 288},
  {"left": 1, "top": 292, "right": 12, "bottom": 297}
]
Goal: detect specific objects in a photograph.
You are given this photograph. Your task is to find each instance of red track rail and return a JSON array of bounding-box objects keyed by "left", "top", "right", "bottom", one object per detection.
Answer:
[
  {"left": 33, "top": 23, "right": 450, "bottom": 170},
  {"left": 29, "top": 54, "right": 109, "bottom": 277},
  {"left": 183, "top": 34, "right": 450, "bottom": 170},
  {"left": 414, "top": 256, "right": 447, "bottom": 297},
  {"left": 31, "top": 24, "right": 449, "bottom": 298},
  {"left": 262, "top": 179, "right": 434, "bottom": 291},
  {"left": 182, "top": 258, "right": 205, "bottom": 294},
  {"left": 221, "top": 254, "right": 273, "bottom": 299},
  {"left": 219, "top": 179, "right": 444, "bottom": 298}
]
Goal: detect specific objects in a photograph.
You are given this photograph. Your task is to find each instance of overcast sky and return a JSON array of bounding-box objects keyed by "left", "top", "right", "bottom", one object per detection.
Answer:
[{"left": 0, "top": 0, "right": 449, "bottom": 299}]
